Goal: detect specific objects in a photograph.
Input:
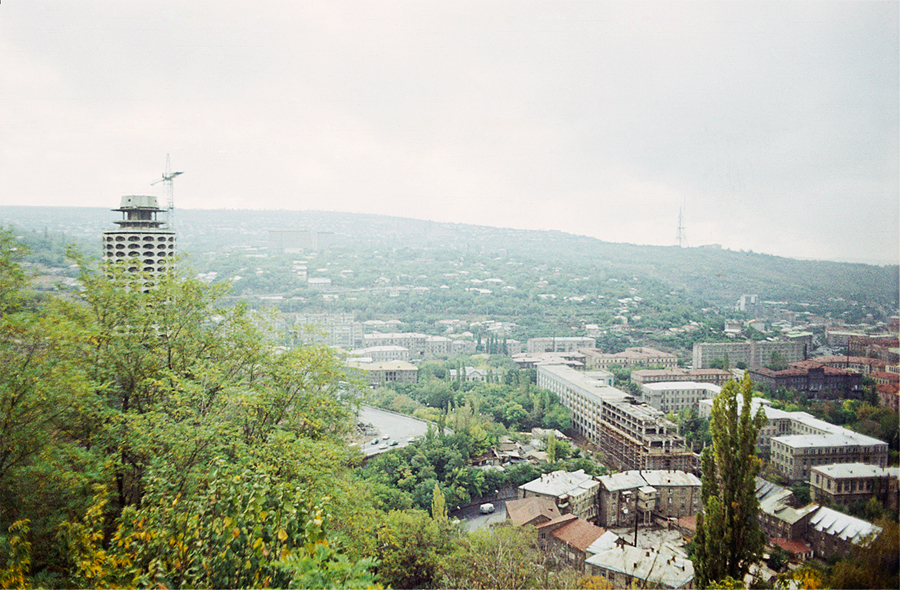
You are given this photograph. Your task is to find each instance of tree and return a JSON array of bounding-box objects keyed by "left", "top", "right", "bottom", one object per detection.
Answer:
[
  {"left": 693, "top": 375, "right": 767, "bottom": 588},
  {"left": 431, "top": 483, "right": 447, "bottom": 522}
]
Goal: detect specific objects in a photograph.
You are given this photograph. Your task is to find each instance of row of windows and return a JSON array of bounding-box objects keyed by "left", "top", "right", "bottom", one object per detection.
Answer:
[{"left": 106, "top": 235, "right": 174, "bottom": 242}]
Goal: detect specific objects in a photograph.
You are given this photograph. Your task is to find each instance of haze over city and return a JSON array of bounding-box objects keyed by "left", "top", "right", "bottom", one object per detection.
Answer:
[{"left": 1, "top": 1, "right": 897, "bottom": 264}]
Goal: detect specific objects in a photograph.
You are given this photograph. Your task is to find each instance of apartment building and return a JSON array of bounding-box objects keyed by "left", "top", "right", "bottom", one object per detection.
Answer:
[
  {"left": 580, "top": 347, "right": 678, "bottom": 370},
  {"left": 585, "top": 545, "right": 695, "bottom": 590},
  {"left": 807, "top": 507, "right": 882, "bottom": 559},
  {"left": 363, "top": 332, "right": 427, "bottom": 359},
  {"left": 293, "top": 313, "right": 363, "bottom": 349},
  {"left": 424, "top": 335, "right": 452, "bottom": 357},
  {"left": 809, "top": 463, "right": 899, "bottom": 510},
  {"left": 596, "top": 470, "right": 700, "bottom": 527},
  {"left": 640, "top": 382, "right": 721, "bottom": 413},
  {"left": 518, "top": 469, "right": 600, "bottom": 523},
  {"left": 631, "top": 368, "right": 732, "bottom": 387},
  {"left": 537, "top": 364, "right": 691, "bottom": 472},
  {"left": 348, "top": 345, "right": 409, "bottom": 363},
  {"left": 528, "top": 336, "right": 596, "bottom": 354},
  {"left": 692, "top": 340, "right": 806, "bottom": 369},
  {"left": 345, "top": 359, "right": 418, "bottom": 388}
]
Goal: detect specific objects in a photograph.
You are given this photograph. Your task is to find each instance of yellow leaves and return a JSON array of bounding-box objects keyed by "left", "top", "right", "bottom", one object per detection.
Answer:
[
  {"left": 231, "top": 527, "right": 241, "bottom": 539},
  {"left": 277, "top": 528, "right": 288, "bottom": 542}
]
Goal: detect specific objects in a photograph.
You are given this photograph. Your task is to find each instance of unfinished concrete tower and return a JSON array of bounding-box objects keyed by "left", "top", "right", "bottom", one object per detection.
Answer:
[{"left": 103, "top": 195, "right": 175, "bottom": 274}]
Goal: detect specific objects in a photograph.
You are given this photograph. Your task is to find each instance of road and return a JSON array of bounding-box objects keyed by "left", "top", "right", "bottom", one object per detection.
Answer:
[{"left": 357, "top": 405, "right": 432, "bottom": 457}]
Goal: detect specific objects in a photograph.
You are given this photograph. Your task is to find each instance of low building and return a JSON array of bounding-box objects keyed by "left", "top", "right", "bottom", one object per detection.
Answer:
[
  {"left": 518, "top": 469, "right": 600, "bottom": 523},
  {"left": 585, "top": 544, "right": 695, "bottom": 589},
  {"left": 536, "top": 514, "right": 608, "bottom": 571},
  {"left": 807, "top": 506, "right": 882, "bottom": 559},
  {"left": 345, "top": 359, "right": 418, "bottom": 388},
  {"left": 506, "top": 496, "right": 562, "bottom": 527},
  {"left": 809, "top": 463, "right": 899, "bottom": 511},
  {"left": 640, "top": 382, "right": 721, "bottom": 413},
  {"left": 758, "top": 496, "right": 819, "bottom": 541},
  {"left": 581, "top": 347, "right": 678, "bottom": 370}
]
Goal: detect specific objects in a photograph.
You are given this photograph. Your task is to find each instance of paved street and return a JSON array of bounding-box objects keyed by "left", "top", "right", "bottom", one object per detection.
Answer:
[{"left": 357, "top": 405, "right": 432, "bottom": 457}]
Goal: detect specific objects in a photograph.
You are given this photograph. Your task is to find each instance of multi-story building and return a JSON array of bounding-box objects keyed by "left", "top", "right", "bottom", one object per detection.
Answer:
[
  {"left": 809, "top": 463, "right": 899, "bottom": 511},
  {"left": 451, "top": 339, "right": 476, "bottom": 355},
  {"left": 528, "top": 336, "right": 596, "bottom": 354},
  {"left": 640, "top": 382, "right": 721, "bottom": 413},
  {"left": 770, "top": 430, "right": 888, "bottom": 483},
  {"left": 518, "top": 469, "right": 600, "bottom": 523},
  {"left": 748, "top": 362, "right": 863, "bottom": 399},
  {"left": 692, "top": 340, "right": 807, "bottom": 369},
  {"left": 363, "top": 332, "right": 428, "bottom": 359},
  {"left": 102, "top": 195, "right": 175, "bottom": 277},
  {"left": 596, "top": 470, "right": 701, "bottom": 527},
  {"left": 537, "top": 364, "right": 691, "bottom": 471},
  {"left": 293, "top": 313, "right": 363, "bottom": 349},
  {"left": 424, "top": 335, "right": 452, "bottom": 357},
  {"left": 345, "top": 359, "right": 418, "bottom": 388},
  {"left": 348, "top": 345, "right": 409, "bottom": 363},
  {"left": 598, "top": 397, "right": 693, "bottom": 472},
  {"left": 810, "top": 355, "right": 888, "bottom": 375},
  {"left": 758, "top": 493, "right": 819, "bottom": 540},
  {"left": 580, "top": 347, "right": 678, "bottom": 370},
  {"left": 631, "top": 368, "right": 733, "bottom": 387}
]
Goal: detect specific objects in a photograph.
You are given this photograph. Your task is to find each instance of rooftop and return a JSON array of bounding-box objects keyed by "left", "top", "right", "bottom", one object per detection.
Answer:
[
  {"left": 520, "top": 469, "right": 599, "bottom": 498},
  {"left": 808, "top": 506, "right": 882, "bottom": 546},
  {"left": 811, "top": 463, "right": 899, "bottom": 479}
]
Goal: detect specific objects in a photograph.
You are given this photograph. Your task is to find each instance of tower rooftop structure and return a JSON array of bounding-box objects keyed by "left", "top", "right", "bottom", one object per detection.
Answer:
[{"left": 103, "top": 195, "right": 175, "bottom": 275}]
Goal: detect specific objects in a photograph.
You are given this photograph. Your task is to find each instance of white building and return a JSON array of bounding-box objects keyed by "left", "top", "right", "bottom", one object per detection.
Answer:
[
  {"left": 640, "top": 382, "right": 721, "bottom": 413},
  {"left": 518, "top": 469, "right": 600, "bottom": 523}
]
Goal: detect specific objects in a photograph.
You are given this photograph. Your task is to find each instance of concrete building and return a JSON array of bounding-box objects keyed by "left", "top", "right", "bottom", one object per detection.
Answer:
[
  {"left": 692, "top": 340, "right": 807, "bottom": 369},
  {"left": 631, "top": 368, "right": 733, "bottom": 387},
  {"left": 770, "top": 431, "right": 889, "bottom": 483},
  {"left": 293, "top": 313, "right": 363, "bottom": 349},
  {"left": 345, "top": 359, "right": 418, "bottom": 388},
  {"left": 102, "top": 195, "right": 175, "bottom": 277},
  {"left": 527, "top": 336, "right": 596, "bottom": 354},
  {"left": 348, "top": 345, "right": 409, "bottom": 363},
  {"left": 537, "top": 364, "right": 691, "bottom": 472},
  {"left": 363, "top": 332, "right": 428, "bottom": 359},
  {"left": 758, "top": 495, "right": 819, "bottom": 541},
  {"left": 640, "top": 382, "right": 721, "bottom": 413},
  {"left": 518, "top": 469, "right": 600, "bottom": 523},
  {"left": 809, "top": 463, "right": 899, "bottom": 511},
  {"left": 424, "top": 335, "right": 452, "bottom": 357},
  {"left": 581, "top": 347, "right": 678, "bottom": 370}
]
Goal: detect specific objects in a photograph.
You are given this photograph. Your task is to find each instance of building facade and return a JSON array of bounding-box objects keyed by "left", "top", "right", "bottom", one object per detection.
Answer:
[
  {"left": 581, "top": 347, "right": 678, "bottom": 370},
  {"left": 809, "top": 463, "right": 899, "bottom": 511},
  {"left": 345, "top": 360, "right": 418, "bottom": 388},
  {"left": 518, "top": 469, "right": 600, "bottom": 523},
  {"left": 640, "top": 382, "right": 721, "bottom": 413},
  {"left": 527, "top": 336, "right": 596, "bottom": 354},
  {"left": 692, "top": 340, "right": 807, "bottom": 369},
  {"left": 631, "top": 368, "right": 733, "bottom": 387},
  {"left": 103, "top": 195, "right": 175, "bottom": 277}
]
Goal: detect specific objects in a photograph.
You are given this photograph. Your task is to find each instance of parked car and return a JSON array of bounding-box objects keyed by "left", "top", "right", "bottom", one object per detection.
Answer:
[{"left": 479, "top": 503, "right": 495, "bottom": 514}]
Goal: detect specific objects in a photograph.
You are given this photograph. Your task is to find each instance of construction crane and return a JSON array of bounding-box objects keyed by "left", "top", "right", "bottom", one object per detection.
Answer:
[{"left": 151, "top": 154, "right": 183, "bottom": 231}]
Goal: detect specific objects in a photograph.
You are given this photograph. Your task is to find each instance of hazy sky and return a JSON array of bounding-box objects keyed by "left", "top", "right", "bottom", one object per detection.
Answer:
[{"left": 2, "top": 1, "right": 898, "bottom": 264}]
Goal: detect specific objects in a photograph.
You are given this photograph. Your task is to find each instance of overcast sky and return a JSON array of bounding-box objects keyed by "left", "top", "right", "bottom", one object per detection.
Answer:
[{"left": 2, "top": 1, "right": 897, "bottom": 264}]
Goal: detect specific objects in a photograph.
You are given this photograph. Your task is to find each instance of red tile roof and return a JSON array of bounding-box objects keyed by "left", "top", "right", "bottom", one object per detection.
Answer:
[
  {"left": 771, "top": 537, "right": 813, "bottom": 556},
  {"left": 506, "top": 496, "right": 562, "bottom": 527}
]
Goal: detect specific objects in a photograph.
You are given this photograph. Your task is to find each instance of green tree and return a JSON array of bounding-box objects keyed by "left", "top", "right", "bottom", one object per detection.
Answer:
[
  {"left": 431, "top": 483, "right": 447, "bottom": 522},
  {"left": 694, "top": 375, "right": 767, "bottom": 588}
]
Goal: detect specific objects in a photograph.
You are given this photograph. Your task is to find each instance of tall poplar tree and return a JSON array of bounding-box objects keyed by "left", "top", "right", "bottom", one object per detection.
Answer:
[{"left": 693, "top": 374, "right": 767, "bottom": 588}]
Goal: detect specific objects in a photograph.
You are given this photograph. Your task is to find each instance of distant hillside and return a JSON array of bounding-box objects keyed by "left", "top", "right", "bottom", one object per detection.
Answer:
[{"left": 3, "top": 206, "right": 897, "bottom": 308}]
